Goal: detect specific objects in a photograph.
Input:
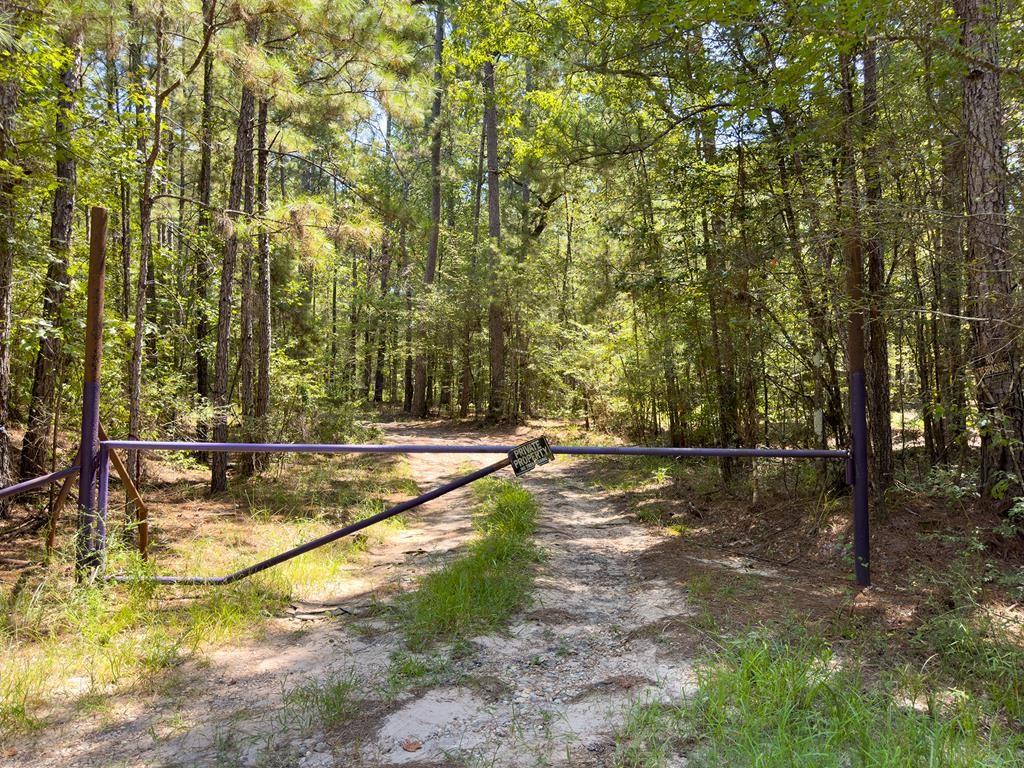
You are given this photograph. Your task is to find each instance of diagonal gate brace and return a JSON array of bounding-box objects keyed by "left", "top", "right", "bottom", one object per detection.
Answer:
[{"left": 114, "top": 455, "right": 513, "bottom": 586}]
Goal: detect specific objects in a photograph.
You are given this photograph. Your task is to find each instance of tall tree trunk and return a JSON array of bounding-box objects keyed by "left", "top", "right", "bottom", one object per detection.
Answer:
[
  {"left": 211, "top": 33, "right": 257, "bottom": 493},
  {"left": 21, "top": 27, "right": 83, "bottom": 479},
  {"left": 956, "top": 0, "right": 1023, "bottom": 498},
  {"left": 734, "top": 143, "right": 758, "bottom": 452},
  {"left": 104, "top": 48, "right": 131, "bottom": 324},
  {"left": 194, "top": 0, "right": 215, "bottom": 449},
  {"left": 120, "top": 181, "right": 131, "bottom": 320},
  {"left": 458, "top": 109, "right": 487, "bottom": 419},
  {"left": 840, "top": 50, "right": 870, "bottom": 507},
  {"left": 862, "top": 41, "right": 893, "bottom": 510},
  {"left": 373, "top": 114, "right": 394, "bottom": 405},
  {"left": 238, "top": 113, "right": 256, "bottom": 476},
  {"left": 348, "top": 249, "right": 359, "bottom": 400},
  {"left": 472, "top": 114, "right": 486, "bottom": 248},
  {"left": 700, "top": 119, "right": 738, "bottom": 480},
  {"left": 936, "top": 135, "right": 966, "bottom": 461},
  {"left": 909, "top": 244, "right": 936, "bottom": 462},
  {"left": 400, "top": 201, "right": 414, "bottom": 413},
  {"left": 0, "top": 33, "right": 21, "bottom": 516},
  {"left": 413, "top": 3, "right": 444, "bottom": 417},
  {"left": 255, "top": 98, "right": 271, "bottom": 457},
  {"left": 514, "top": 61, "right": 535, "bottom": 421},
  {"left": 128, "top": 10, "right": 164, "bottom": 483},
  {"left": 484, "top": 59, "right": 505, "bottom": 421},
  {"left": 373, "top": 253, "right": 392, "bottom": 404}
]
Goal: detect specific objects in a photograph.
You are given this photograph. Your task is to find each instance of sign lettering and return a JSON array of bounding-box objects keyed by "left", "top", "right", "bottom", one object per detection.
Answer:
[{"left": 508, "top": 436, "right": 554, "bottom": 476}]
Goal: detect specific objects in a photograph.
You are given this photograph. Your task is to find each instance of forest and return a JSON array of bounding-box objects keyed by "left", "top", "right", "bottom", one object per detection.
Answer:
[
  {"left": 1, "top": 0, "right": 1023, "bottom": 765},
  {"left": 0, "top": 0, "right": 1021, "bottom": 506}
]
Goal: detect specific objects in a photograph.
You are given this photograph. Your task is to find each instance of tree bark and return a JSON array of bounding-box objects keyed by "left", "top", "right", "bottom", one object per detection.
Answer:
[
  {"left": 194, "top": 0, "right": 215, "bottom": 449},
  {"left": 348, "top": 249, "right": 359, "bottom": 400},
  {"left": 238, "top": 110, "right": 256, "bottom": 476},
  {"left": 936, "top": 135, "right": 967, "bottom": 461},
  {"left": 700, "top": 118, "right": 738, "bottom": 480},
  {"left": 484, "top": 59, "right": 505, "bottom": 421},
  {"left": 373, "top": 114, "right": 394, "bottom": 405},
  {"left": 862, "top": 41, "right": 893, "bottom": 510},
  {"left": 413, "top": 3, "right": 444, "bottom": 417},
  {"left": 255, "top": 98, "right": 271, "bottom": 456},
  {"left": 955, "top": 0, "right": 1023, "bottom": 498},
  {"left": 211, "top": 34, "right": 257, "bottom": 493},
  {"left": 909, "top": 244, "right": 936, "bottom": 461},
  {"left": 0, "top": 31, "right": 20, "bottom": 516},
  {"left": 21, "top": 27, "right": 83, "bottom": 479},
  {"left": 840, "top": 49, "right": 870, "bottom": 503},
  {"left": 128, "top": 9, "right": 163, "bottom": 483}
]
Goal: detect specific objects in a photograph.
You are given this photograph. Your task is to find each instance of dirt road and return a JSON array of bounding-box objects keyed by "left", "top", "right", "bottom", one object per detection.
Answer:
[{"left": 13, "top": 425, "right": 696, "bottom": 768}]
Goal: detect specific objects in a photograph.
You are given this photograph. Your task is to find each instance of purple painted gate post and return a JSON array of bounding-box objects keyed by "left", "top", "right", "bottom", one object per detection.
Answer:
[
  {"left": 845, "top": 209, "right": 871, "bottom": 587},
  {"left": 76, "top": 207, "right": 107, "bottom": 578},
  {"left": 850, "top": 371, "right": 870, "bottom": 586}
]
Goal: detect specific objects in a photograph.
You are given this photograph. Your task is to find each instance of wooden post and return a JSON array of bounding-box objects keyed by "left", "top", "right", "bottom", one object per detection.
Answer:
[
  {"left": 99, "top": 424, "right": 148, "bottom": 558},
  {"left": 76, "top": 207, "right": 107, "bottom": 577},
  {"left": 44, "top": 445, "right": 79, "bottom": 556}
]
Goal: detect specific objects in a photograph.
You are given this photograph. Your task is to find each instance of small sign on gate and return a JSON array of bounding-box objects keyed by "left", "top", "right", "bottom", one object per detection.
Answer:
[{"left": 508, "top": 436, "right": 555, "bottom": 476}]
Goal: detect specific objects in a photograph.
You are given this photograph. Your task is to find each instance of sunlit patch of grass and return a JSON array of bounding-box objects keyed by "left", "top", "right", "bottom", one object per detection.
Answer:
[
  {"left": 613, "top": 631, "right": 1024, "bottom": 768},
  {"left": 587, "top": 455, "right": 682, "bottom": 492},
  {"left": 0, "top": 453, "right": 414, "bottom": 743},
  {"left": 283, "top": 669, "right": 360, "bottom": 729},
  {"left": 0, "top": 548, "right": 290, "bottom": 743},
  {"left": 399, "top": 480, "right": 540, "bottom": 649},
  {"left": 614, "top": 698, "right": 685, "bottom": 768},
  {"left": 382, "top": 650, "right": 451, "bottom": 698},
  {"left": 230, "top": 453, "right": 418, "bottom": 523}
]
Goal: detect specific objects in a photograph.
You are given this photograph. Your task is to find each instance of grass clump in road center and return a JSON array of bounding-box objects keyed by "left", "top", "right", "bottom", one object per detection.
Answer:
[
  {"left": 613, "top": 631, "right": 1024, "bottom": 768},
  {"left": 400, "top": 479, "right": 540, "bottom": 649}
]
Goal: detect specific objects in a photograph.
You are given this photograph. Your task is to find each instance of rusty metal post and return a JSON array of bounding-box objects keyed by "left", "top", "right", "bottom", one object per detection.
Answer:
[{"left": 76, "top": 207, "right": 107, "bottom": 578}]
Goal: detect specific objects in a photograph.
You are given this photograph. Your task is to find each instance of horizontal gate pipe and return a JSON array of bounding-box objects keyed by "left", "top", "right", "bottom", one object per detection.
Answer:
[
  {"left": 553, "top": 446, "right": 848, "bottom": 460},
  {"left": 112, "top": 456, "right": 512, "bottom": 586},
  {"left": 101, "top": 440, "right": 849, "bottom": 461},
  {"left": 0, "top": 465, "right": 81, "bottom": 501}
]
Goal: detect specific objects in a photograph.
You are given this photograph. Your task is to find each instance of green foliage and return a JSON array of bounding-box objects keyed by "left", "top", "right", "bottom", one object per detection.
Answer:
[
  {"left": 614, "top": 631, "right": 1024, "bottom": 768},
  {"left": 0, "top": 452, "right": 415, "bottom": 742},
  {"left": 399, "top": 480, "right": 540, "bottom": 649},
  {"left": 909, "top": 550, "right": 1024, "bottom": 721},
  {"left": 382, "top": 650, "right": 452, "bottom": 697},
  {"left": 284, "top": 670, "right": 360, "bottom": 729}
]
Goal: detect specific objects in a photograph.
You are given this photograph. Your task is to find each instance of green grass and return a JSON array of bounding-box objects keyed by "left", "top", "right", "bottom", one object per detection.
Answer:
[
  {"left": 399, "top": 479, "right": 540, "bottom": 649},
  {"left": 231, "top": 454, "right": 419, "bottom": 522},
  {"left": 283, "top": 669, "right": 360, "bottom": 728},
  {"left": 0, "top": 554, "right": 291, "bottom": 741},
  {"left": 382, "top": 650, "right": 452, "bottom": 698},
  {"left": 906, "top": 552, "right": 1024, "bottom": 722},
  {"left": 0, "top": 454, "right": 415, "bottom": 744},
  {"left": 614, "top": 631, "right": 1024, "bottom": 768}
]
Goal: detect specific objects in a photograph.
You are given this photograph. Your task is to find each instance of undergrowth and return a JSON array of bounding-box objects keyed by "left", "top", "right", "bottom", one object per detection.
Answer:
[
  {"left": 399, "top": 479, "right": 540, "bottom": 649},
  {"left": 907, "top": 546, "right": 1024, "bottom": 722},
  {"left": 614, "top": 630, "right": 1024, "bottom": 768},
  {"left": 0, "top": 453, "right": 413, "bottom": 744}
]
